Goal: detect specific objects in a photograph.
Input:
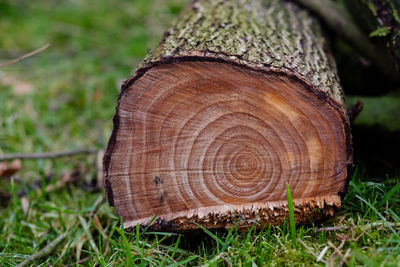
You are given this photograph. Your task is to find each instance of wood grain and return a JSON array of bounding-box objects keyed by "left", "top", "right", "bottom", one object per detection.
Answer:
[
  {"left": 104, "top": 0, "right": 352, "bottom": 231},
  {"left": 105, "top": 61, "right": 349, "bottom": 230}
]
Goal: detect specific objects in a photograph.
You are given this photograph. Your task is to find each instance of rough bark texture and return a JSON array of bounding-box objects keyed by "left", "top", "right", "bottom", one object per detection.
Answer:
[
  {"left": 137, "top": 0, "right": 345, "bottom": 105},
  {"left": 104, "top": 0, "right": 352, "bottom": 231},
  {"left": 294, "top": 0, "right": 398, "bottom": 81},
  {"left": 346, "top": 0, "right": 400, "bottom": 73}
]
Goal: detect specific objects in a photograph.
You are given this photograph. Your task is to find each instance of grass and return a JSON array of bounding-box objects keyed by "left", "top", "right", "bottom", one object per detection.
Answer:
[
  {"left": 0, "top": 172, "right": 399, "bottom": 265},
  {"left": 0, "top": 0, "right": 399, "bottom": 266},
  {"left": 286, "top": 183, "right": 297, "bottom": 247}
]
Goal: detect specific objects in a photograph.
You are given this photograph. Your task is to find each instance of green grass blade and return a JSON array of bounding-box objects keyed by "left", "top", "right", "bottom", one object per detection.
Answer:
[
  {"left": 171, "top": 234, "right": 181, "bottom": 260},
  {"left": 286, "top": 182, "right": 297, "bottom": 246},
  {"left": 141, "top": 215, "right": 158, "bottom": 234},
  {"left": 166, "top": 255, "right": 197, "bottom": 267},
  {"left": 114, "top": 226, "right": 133, "bottom": 265},
  {"left": 194, "top": 223, "right": 224, "bottom": 246},
  {"left": 78, "top": 216, "right": 105, "bottom": 265},
  {"left": 356, "top": 195, "right": 399, "bottom": 238},
  {"left": 377, "top": 182, "right": 400, "bottom": 208}
]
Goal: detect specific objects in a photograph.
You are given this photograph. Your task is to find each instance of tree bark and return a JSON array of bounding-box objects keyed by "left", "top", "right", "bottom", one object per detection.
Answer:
[
  {"left": 104, "top": 0, "right": 352, "bottom": 231},
  {"left": 294, "top": 0, "right": 398, "bottom": 82},
  {"left": 345, "top": 0, "right": 400, "bottom": 74}
]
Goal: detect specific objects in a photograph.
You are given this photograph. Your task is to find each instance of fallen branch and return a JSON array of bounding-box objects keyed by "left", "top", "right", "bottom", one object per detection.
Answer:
[
  {"left": 0, "top": 148, "right": 98, "bottom": 161},
  {"left": 16, "top": 233, "right": 65, "bottom": 267},
  {"left": 0, "top": 44, "right": 50, "bottom": 68},
  {"left": 293, "top": 0, "right": 397, "bottom": 80},
  {"left": 105, "top": 0, "right": 354, "bottom": 231}
]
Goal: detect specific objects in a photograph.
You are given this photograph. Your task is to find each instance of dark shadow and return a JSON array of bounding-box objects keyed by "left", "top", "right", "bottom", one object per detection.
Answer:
[{"left": 351, "top": 124, "right": 400, "bottom": 179}]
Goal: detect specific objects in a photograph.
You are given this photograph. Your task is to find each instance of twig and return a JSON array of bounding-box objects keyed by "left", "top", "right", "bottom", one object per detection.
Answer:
[
  {"left": 327, "top": 241, "right": 344, "bottom": 257},
  {"left": 337, "top": 248, "right": 352, "bottom": 267},
  {"left": 347, "top": 100, "right": 363, "bottom": 122},
  {"left": 0, "top": 148, "right": 98, "bottom": 161},
  {"left": 316, "top": 246, "right": 329, "bottom": 262},
  {"left": 327, "top": 240, "right": 344, "bottom": 265},
  {"left": 316, "top": 222, "right": 400, "bottom": 232},
  {"left": 0, "top": 44, "right": 50, "bottom": 67},
  {"left": 16, "top": 233, "right": 65, "bottom": 267},
  {"left": 293, "top": 0, "right": 397, "bottom": 80},
  {"left": 298, "top": 238, "right": 324, "bottom": 263},
  {"left": 315, "top": 225, "right": 347, "bottom": 232}
]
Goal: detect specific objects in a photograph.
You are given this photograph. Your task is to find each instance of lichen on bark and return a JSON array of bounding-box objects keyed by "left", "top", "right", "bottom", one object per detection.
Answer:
[
  {"left": 131, "top": 0, "right": 345, "bottom": 108},
  {"left": 346, "top": 0, "right": 400, "bottom": 73}
]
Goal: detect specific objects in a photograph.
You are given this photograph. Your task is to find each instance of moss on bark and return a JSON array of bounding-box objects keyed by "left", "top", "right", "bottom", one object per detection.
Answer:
[
  {"left": 124, "top": 0, "right": 346, "bottom": 109},
  {"left": 346, "top": 0, "right": 400, "bottom": 73}
]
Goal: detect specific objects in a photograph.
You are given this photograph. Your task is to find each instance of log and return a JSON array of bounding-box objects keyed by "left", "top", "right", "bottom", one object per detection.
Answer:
[
  {"left": 345, "top": 0, "right": 400, "bottom": 74},
  {"left": 104, "top": 0, "right": 352, "bottom": 231},
  {"left": 294, "top": 0, "right": 398, "bottom": 81}
]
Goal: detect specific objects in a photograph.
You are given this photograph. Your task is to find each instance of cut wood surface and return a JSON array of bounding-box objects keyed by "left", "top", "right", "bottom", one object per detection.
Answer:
[{"left": 104, "top": 0, "right": 352, "bottom": 231}]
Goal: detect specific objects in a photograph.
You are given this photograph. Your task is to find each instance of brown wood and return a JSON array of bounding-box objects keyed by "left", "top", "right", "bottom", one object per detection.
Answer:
[
  {"left": 104, "top": 0, "right": 352, "bottom": 231},
  {"left": 105, "top": 62, "right": 350, "bottom": 231}
]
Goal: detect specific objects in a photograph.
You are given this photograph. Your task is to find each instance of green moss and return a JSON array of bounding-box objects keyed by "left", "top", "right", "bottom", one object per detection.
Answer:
[
  {"left": 369, "top": 26, "right": 391, "bottom": 37},
  {"left": 347, "top": 0, "right": 400, "bottom": 73},
  {"left": 138, "top": 0, "right": 345, "bottom": 106}
]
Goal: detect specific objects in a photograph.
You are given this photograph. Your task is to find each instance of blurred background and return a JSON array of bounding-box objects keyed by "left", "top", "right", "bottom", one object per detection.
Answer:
[{"left": 0, "top": 0, "right": 187, "bottom": 182}]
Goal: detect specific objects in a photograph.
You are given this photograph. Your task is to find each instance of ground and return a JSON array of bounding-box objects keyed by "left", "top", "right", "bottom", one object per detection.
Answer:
[{"left": 0, "top": 0, "right": 399, "bottom": 266}]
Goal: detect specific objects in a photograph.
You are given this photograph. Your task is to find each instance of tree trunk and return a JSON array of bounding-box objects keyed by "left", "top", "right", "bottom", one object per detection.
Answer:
[
  {"left": 345, "top": 0, "right": 400, "bottom": 74},
  {"left": 104, "top": 0, "right": 352, "bottom": 231}
]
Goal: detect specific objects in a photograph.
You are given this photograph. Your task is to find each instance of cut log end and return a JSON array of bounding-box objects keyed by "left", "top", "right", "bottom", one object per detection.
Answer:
[
  {"left": 124, "top": 195, "right": 341, "bottom": 231},
  {"left": 104, "top": 60, "right": 350, "bottom": 231}
]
